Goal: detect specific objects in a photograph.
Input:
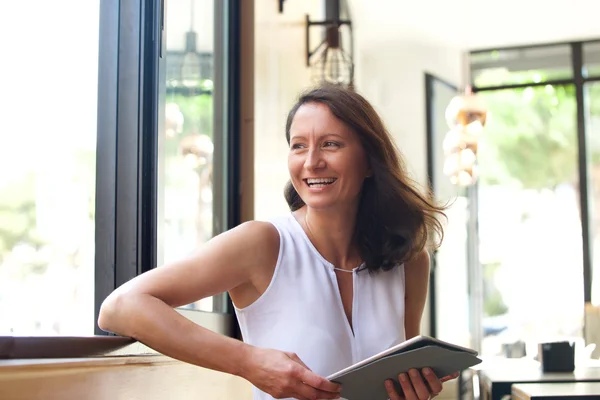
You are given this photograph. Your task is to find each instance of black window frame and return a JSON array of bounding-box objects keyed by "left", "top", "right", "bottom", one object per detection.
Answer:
[
  {"left": 424, "top": 73, "right": 483, "bottom": 349},
  {"left": 0, "top": 0, "right": 243, "bottom": 357},
  {"left": 95, "top": 0, "right": 242, "bottom": 335},
  {"left": 470, "top": 39, "right": 600, "bottom": 311},
  {"left": 424, "top": 72, "right": 458, "bottom": 339},
  {"left": 424, "top": 39, "right": 600, "bottom": 354},
  {"left": 94, "top": 0, "right": 162, "bottom": 336}
]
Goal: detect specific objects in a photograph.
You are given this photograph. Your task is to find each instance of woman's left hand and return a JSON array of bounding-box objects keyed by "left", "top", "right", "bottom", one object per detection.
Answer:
[{"left": 384, "top": 368, "right": 460, "bottom": 400}]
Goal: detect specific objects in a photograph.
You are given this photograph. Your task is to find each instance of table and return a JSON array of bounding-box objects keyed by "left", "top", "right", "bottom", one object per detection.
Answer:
[
  {"left": 478, "top": 359, "right": 600, "bottom": 400},
  {"left": 512, "top": 382, "right": 600, "bottom": 399}
]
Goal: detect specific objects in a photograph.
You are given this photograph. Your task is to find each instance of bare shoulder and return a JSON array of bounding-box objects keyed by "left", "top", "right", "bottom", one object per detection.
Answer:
[
  {"left": 204, "top": 219, "right": 281, "bottom": 281},
  {"left": 218, "top": 220, "right": 281, "bottom": 308},
  {"left": 404, "top": 249, "right": 430, "bottom": 273},
  {"left": 216, "top": 220, "right": 280, "bottom": 262},
  {"left": 106, "top": 220, "right": 280, "bottom": 310}
]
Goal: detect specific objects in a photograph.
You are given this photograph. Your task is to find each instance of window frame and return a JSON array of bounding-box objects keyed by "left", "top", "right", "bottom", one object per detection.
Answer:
[
  {"left": 94, "top": 0, "right": 163, "bottom": 336},
  {"left": 93, "top": 0, "right": 243, "bottom": 335},
  {"left": 424, "top": 72, "right": 459, "bottom": 339},
  {"left": 0, "top": 0, "right": 245, "bottom": 357},
  {"left": 458, "top": 39, "right": 600, "bottom": 350}
]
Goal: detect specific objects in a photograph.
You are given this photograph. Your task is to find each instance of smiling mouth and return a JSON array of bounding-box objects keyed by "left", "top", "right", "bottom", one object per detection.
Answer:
[{"left": 304, "top": 178, "right": 337, "bottom": 188}]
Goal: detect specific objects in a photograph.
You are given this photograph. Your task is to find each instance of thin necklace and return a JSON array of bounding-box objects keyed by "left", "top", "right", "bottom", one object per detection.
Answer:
[
  {"left": 304, "top": 213, "right": 361, "bottom": 273},
  {"left": 333, "top": 267, "right": 354, "bottom": 273}
]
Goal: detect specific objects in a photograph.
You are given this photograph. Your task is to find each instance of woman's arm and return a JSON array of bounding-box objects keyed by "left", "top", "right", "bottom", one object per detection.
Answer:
[
  {"left": 98, "top": 220, "right": 278, "bottom": 374},
  {"left": 403, "top": 249, "right": 430, "bottom": 339},
  {"left": 98, "top": 221, "right": 342, "bottom": 399}
]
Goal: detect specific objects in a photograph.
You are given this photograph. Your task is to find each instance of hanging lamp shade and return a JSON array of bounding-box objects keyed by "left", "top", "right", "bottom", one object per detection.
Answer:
[
  {"left": 445, "top": 88, "right": 488, "bottom": 132},
  {"left": 309, "top": 26, "right": 353, "bottom": 86},
  {"left": 442, "top": 87, "right": 488, "bottom": 186}
]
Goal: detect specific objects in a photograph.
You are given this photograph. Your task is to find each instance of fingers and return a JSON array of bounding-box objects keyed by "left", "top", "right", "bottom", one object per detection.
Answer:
[
  {"left": 394, "top": 369, "right": 446, "bottom": 400},
  {"left": 297, "top": 367, "right": 342, "bottom": 395},
  {"left": 440, "top": 371, "right": 460, "bottom": 383},
  {"left": 287, "top": 352, "right": 313, "bottom": 371},
  {"left": 402, "top": 369, "right": 430, "bottom": 400},
  {"left": 385, "top": 379, "right": 404, "bottom": 400},
  {"left": 421, "top": 368, "right": 443, "bottom": 395},
  {"left": 291, "top": 381, "right": 341, "bottom": 400},
  {"left": 384, "top": 369, "right": 456, "bottom": 400},
  {"left": 283, "top": 352, "right": 341, "bottom": 399}
]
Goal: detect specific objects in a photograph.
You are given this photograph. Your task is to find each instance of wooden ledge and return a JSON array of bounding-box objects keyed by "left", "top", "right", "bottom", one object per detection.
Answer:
[
  {"left": 0, "top": 353, "right": 253, "bottom": 400},
  {"left": 0, "top": 354, "right": 173, "bottom": 372}
]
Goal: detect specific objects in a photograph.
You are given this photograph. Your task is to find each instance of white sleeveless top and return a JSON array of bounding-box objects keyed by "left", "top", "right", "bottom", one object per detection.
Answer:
[{"left": 234, "top": 214, "right": 406, "bottom": 400}]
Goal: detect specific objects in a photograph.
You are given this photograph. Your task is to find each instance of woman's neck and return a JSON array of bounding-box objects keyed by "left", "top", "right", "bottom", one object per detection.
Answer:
[{"left": 300, "top": 205, "right": 361, "bottom": 270}]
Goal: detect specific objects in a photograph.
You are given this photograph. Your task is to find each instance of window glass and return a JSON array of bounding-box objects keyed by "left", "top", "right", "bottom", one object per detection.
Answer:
[
  {"left": 583, "top": 42, "right": 600, "bottom": 79},
  {"left": 426, "top": 75, "right": 472, "bottom": 349},
  {"left": 158, "top": 0, "right": 219, "bottom": 312},
  {"left": 0, "top": 0, "right": 99, "bottom": 335},
  {"left": 471, "top": 45, "right": 573, "bottom": 88},
  {"left": 586, "top": 81, "right": 600, "bottom": 306},
  {"left": 476, "top": 85, "right": 584, "bottom": 356}
]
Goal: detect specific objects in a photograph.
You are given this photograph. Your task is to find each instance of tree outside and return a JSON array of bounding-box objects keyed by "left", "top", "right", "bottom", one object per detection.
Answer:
[{"left": 473, "top": 72, "right": 600, "bottom": 355}]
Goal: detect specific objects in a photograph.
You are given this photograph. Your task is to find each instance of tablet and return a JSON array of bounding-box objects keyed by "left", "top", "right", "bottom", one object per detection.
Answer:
[{"left": 327, "top": 335, "right": 482, "bottom": 400}]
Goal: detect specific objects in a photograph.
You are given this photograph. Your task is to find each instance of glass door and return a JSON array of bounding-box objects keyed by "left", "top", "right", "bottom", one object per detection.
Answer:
[
  {"left": 425, "top": 74, "right": 473, "bottom": 349},
  {"left": 476, "top": 85, "right": 584, "bottom": 356},
  {"left": 157, "top": 0, "right": 236, "bottom": 314}
]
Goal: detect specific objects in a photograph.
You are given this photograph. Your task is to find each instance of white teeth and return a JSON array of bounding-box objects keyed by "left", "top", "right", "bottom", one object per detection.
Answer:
[{"left": 306, "top": 178, "right": 336, "bottom": 184}]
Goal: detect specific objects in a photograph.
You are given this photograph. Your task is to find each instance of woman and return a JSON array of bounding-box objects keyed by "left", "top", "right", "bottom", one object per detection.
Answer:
[{"left": 98, "top": 85, "right": 458, "bottom": 400}]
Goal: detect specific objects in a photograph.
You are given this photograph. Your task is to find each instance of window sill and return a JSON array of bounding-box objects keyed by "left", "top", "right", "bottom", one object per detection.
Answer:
[
  {"left": 0, "top": 336, "right": 140, "bottom": 359},
  {"left": 0, "top": 309, "right": 235, "bottom": 359},
  {"left": 0, "top": 353, "right": 170, "bottom": 370}
]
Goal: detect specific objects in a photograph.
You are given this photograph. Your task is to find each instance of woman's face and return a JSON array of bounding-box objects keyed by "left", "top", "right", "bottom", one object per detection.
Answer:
[{"left": 288, "top": 102, "right": 370, "bottom": 211}]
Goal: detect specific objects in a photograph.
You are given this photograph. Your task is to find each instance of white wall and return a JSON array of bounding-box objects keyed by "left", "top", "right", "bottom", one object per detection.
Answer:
[
  {"left": 467, "top": 0, "right": 600, "bottom": 49},
  {"left": 254, "top": 0, "right": 464, "bottom": 214},
  {"left": 254, "top": 0, "right": 324, "bottom": 220},
  {"left": 348, "top": 0, "right": 463, "bottom": 338},
  {"left": 343, "top": 0, "right": 600, "bottom": 50},
  {"left": 254, "top": 0, "right": 464, "bottom": 339}
]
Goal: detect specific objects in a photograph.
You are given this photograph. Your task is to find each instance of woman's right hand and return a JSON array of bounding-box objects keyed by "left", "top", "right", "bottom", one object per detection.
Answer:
[{"left": 241, "top": 346, "right": 342, "bottom": 400}]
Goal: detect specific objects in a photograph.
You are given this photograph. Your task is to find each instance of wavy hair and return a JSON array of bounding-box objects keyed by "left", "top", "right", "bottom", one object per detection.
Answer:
[{"left": 284, "top": 84, "right": 446, "bottom": 272}]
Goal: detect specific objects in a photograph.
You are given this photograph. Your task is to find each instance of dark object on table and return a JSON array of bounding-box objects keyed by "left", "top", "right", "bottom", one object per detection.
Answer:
[
  {"left": 538, "top": 341, "right": 575, "bottom": 373},
  {"left": 503, "top": 340, "right": 527, "bottom": 358}
]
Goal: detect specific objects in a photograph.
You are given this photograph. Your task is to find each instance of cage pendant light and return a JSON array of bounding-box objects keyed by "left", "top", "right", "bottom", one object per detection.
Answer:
[{"left": 305, "top": 0, "right": 354, "bottom": 87}]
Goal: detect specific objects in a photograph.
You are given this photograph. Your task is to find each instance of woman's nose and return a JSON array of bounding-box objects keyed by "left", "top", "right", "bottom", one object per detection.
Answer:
[{"left": 304, "top": 148, "right": 326, "bottom": 170}]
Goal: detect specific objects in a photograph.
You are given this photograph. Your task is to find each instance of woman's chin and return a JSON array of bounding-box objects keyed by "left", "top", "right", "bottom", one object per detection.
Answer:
[{"left": 301, "top": 197, "right": 337, "bottom": 210}]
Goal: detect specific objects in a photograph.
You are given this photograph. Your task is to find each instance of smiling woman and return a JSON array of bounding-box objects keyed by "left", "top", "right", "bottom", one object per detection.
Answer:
[
  {"left": 284, "top": 85, "right": 446, "bottom": 272},
  {"left": 287, "top": 102, "right": 370, "bottom": 212},
  {"left": 98, "top": 84, "right": 455, "bottom": 400}
]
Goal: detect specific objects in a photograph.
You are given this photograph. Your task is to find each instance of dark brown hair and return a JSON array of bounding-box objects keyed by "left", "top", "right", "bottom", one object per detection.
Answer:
[{"left": 284, "top": 84, "right": 446, "bottom": 272}]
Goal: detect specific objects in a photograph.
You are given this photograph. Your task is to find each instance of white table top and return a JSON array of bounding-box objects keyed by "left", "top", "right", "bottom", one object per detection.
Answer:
[{"left": 512, "top": 382, "right": 600, "bottom": 398}]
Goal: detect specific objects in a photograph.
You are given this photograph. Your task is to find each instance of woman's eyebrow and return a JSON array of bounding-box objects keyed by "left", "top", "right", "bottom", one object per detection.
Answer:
[
  {"left": 289, "top": 132, "right": 346, "bottom": 141},
  {"left": 322, "top": 133, "right": 345, "bottom": 140}
]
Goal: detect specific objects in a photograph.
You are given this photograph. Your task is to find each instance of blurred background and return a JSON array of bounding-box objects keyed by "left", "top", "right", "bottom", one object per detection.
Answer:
[{"left": 1, "top": 1, "right": 600, "bottom": 398}]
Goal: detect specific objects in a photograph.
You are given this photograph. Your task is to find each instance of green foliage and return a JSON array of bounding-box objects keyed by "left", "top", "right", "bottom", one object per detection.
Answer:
[
  {"left": 482, "top": 262, "right": 508, "bottom": 317},
  {"left": 0, "top": 173, "right": 45, "bottom": 273},
  {"left": 478, "top": 85, "right": 578, "bottom": 189},
  {"left": 476, "top": 70, "right": 600, "bottom": 190},
  {"left": 163, "top": 93, "right": 213, "bottom": 167}
]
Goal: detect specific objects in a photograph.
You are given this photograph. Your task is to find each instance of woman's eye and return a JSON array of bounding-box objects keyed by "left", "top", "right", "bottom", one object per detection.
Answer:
[
  {"left": 291, "top": 143, "right": 305, "bottom": 149},
  {"left": 324, "top": 141, "right": 340, "bottom": 147}
]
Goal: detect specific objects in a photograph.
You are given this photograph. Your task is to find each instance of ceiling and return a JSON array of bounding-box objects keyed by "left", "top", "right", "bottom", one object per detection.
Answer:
[{"left": 349, "top": 0, "right": 600, "bottom": 50}]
